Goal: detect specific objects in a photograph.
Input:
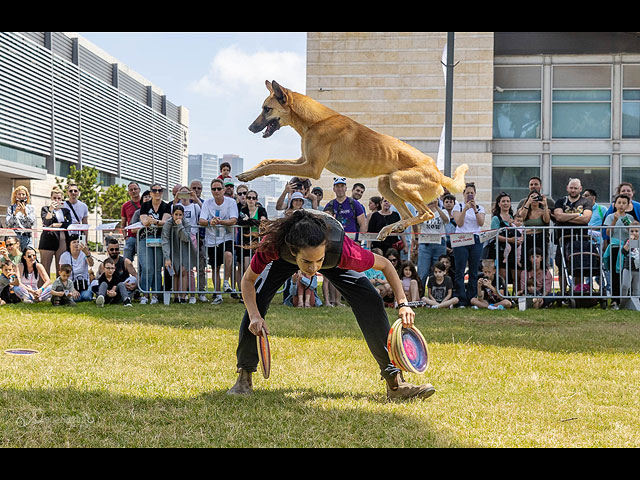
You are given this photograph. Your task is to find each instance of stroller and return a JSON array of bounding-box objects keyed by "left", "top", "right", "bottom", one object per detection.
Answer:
[{"left": 557, "top": 230, "right": 606, "bottom": 309}]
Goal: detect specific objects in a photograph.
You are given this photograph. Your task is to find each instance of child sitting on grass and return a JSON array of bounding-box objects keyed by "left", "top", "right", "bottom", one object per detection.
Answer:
[
  {"left": 399, "top": 260, "right": 423, "bottom": 303},
  {"left": 421, "top": 260, "right": 458, "bottom": 309},
  {"left": 470, "top": 259, "right": 511, "bottom": 310},
  {"left": 0, "top": 259, "right": 21, "bottom": 305},
  {"left": 50, "top": 264, "right": 78, "bottom": 307},
  {"left": 365, "top": 248, "right": 393, "bottom": 299}
]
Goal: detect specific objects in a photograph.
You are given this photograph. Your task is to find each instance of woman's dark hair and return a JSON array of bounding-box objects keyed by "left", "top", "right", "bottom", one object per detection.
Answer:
[
  {"left": 251, "top": 209, "right": 328, "bottom": 256},
  {"left": 399, "top": 260, "right": 424, "bottom": 298},
  {"left": 432, "top": 261, "right": 447, "bottom": 273},
  {"left": 526, "top": 247, "right": 545, "bottom": 271},
  {"left": 492, "top": 192, "right": 513, "bottom": 218},
  {"left": 369, "top": 196, "right": 382, "bottom": 211},
  {"left": 20, "top": 246, "right": 39, "bottom": 280},
  {"left": 172, "top": 204, "right": 185, "bottom": 214}
]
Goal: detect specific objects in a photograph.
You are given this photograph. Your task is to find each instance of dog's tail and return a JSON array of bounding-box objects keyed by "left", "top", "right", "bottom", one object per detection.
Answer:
[{"left": 440, "top": 163, "right": 469, "bottom": 194}]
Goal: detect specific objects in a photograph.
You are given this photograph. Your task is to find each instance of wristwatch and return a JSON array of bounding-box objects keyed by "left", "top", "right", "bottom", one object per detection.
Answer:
[{"left": 396, "top": 302, "right": 409, "bottom": 309}]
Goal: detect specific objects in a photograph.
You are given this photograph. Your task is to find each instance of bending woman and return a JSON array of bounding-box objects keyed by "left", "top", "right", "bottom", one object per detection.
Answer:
[{"left": 227, "top": 209, "right": 436, "bottom": 401}]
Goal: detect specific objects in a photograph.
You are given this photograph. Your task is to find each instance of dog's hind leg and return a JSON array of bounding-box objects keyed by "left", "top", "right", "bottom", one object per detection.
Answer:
[{"left": 376, "top": 175, "right": 426, "bottom": 241}]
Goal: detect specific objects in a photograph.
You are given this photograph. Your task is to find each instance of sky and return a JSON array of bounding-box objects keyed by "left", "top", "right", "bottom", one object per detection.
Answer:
[{"left": 78, "top": 32, "right": 307, "bottom": 174}]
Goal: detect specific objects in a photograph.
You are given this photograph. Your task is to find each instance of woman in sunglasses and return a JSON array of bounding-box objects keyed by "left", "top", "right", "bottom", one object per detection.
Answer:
[
  {"left": 139, "top": 183, "right": 172, "bottom": 305},
  {"left": 14, "top": 247, "right": 52, "bottom": 303},
  {"left": 1, "top": 238, "right": 23, "bottom": 265},
  {"left": 236, "top": 190, "right": 268, "bottom": 291},
  {"left": 227, "top": 209, "right": 435, "bottom": 401},
  {"left": 39, "top": 186, "right": 73, "bottom": 278},
  {"left": 6, "top": 186, "right": 36, "bottom": 250}
]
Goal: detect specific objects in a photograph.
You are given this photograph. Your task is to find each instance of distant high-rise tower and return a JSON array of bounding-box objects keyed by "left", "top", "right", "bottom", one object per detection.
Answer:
[{"left": 188, "top": 153, "right": 219, "bottom": 197}]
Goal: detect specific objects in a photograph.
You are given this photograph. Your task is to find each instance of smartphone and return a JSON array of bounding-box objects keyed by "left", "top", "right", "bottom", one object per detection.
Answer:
[
  {"left": 0, "top": 241, "right": 5, "bottom": 249},
  {"left": 166, "top": 265, "right": 176, "bottom": 276},
  {"left": 466, "top": 193, "right": 474, "bottom": 202},
  {"left": 177, "top": 192, "right": 191, "bottom": 200}
]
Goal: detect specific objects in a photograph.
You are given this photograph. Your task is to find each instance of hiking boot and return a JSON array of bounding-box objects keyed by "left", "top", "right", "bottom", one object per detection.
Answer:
[
  {"left": 385, "top": 372, "right": 435, "bottom": 401},
  {"left": 226, "top": 368, "right": 253, "bottom": 396}
]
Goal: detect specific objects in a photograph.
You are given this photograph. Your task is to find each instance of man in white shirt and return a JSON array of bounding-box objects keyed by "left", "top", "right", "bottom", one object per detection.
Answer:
[
  {"left": 199, "top": 178, "right": 238, "bottom": 304},
  {"left": 65, "top": 182, "right": 89, "bottom": 237}
]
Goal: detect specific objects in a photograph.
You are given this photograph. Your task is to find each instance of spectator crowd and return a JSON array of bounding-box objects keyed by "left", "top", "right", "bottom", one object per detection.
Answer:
[{"left": 2, "top": 162, "right": 640, "bottom": 311}]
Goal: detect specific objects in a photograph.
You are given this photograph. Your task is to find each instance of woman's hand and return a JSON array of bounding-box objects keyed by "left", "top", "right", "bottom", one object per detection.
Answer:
[
  {"left": 398, "top": 305, "right": 415, "bottom": 328},
  {"left": 165, "top": 259, "right": 172, "bottom": 268},
  {"left": 248, "top": 315, "right": 268, "bottom": 337}
]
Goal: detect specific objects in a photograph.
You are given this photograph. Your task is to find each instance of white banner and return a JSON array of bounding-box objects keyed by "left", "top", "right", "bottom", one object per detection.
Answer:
[{"left": 450, "top": 233, "right": 475, "bottom": 248}]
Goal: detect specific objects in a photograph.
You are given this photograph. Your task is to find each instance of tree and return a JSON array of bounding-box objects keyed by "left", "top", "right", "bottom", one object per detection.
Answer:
[
  {"left": 55, "top": 165, "right": 102, "bottom": 214},
  {"left": 99, "top": 184, "right": 129, "bottom": 224}
]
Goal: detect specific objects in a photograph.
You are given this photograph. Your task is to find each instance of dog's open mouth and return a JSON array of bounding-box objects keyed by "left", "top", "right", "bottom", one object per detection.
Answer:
[{"left": 262, "top": 119, "right": 280, "bottom": 138}]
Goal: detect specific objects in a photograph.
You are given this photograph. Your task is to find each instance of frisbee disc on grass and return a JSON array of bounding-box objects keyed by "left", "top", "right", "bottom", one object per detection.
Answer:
[
  {"left": 256, "top": 326, "right": 271, "bottom": 379},
  {"left": 4, "top": 349, "right": 39, "bottom": 355},
  {"left": 387, "top": 319, "right": 429, "bottom": 375}
]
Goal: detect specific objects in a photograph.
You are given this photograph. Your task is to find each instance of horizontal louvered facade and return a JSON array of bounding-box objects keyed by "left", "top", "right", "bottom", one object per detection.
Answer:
[{"left": 0, "top": 31, "right": 187, "bottom": 190}]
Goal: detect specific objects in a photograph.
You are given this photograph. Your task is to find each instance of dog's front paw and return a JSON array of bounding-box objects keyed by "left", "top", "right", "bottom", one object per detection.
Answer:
[
  {"left": 237, "top": 171, "right": 256, "bottom": 182},
  {"left": 377, "top": 225, "right": 393, "bottom": 241}
]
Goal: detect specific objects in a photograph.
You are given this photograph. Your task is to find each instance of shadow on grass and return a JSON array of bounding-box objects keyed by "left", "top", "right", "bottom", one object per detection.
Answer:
[
  {"left": 0, "top": 386, "right": 469, "bottom": 448},
  {"left": 5, "top": 301, "right": 640, "bottom": 355}
]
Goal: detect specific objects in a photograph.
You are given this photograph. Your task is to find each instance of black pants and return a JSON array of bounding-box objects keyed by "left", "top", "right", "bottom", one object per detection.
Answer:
[{"left": 235, "top": 259, "right": 401, "bottom": 381}]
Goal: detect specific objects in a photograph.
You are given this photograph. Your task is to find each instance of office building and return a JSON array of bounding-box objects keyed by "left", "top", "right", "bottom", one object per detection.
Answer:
[
  {"left": 306, "top": 32, "right": 640, "bottom": 206},
  {"left": 0, "top": 31, "right": 188, "bottom": 219}
]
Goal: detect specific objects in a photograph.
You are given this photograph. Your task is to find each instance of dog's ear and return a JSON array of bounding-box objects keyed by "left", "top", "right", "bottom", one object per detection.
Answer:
[
  {"left": 265, "top": 80, "right": 273, "bottom": 93},
  {"left": 271, "top": 80, "right": 288, "bottom": 106}
]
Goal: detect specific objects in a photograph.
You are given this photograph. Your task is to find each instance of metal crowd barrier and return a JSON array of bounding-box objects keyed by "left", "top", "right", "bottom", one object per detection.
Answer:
[
  {"left": 486, "top": 224, "right": 640, "bottom": 310},
  {"left": 135, "top": 223, "right": 257, "bottom": 299}
]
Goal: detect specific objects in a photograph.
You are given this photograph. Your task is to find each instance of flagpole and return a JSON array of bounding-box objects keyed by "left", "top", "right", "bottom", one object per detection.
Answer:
[{"left": 444, "top": 32, "right": 455, "bottom": 178}]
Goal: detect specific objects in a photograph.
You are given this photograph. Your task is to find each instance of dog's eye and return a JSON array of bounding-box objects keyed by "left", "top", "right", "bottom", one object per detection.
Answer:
[{"left": 263, "top": 106, "right": 272, "bottom": 114}]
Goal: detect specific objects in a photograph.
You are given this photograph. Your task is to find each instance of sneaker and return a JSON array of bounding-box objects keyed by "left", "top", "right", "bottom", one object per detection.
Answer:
[
  {"left": 431, "top": 305, "right": 439, "bottom": 309},
  {"left": 96, "top": 295, "right": 105, "bottom": 307},
  {"left": 123, "top": 298, "right": 132, "bottom": 307},
  {"left": 471, "top": 305, "right": 479, "bottom": 310},
  {"left": 150, "top": 296, "right": 159, "bottom": 305},
  {"left": 611, "top": 303, "right": 619, "bottom": 310},
  {"left": 212, "top": 295, "right": 223, "bottom": 305},
  {"left": 189, "top": 296, "right": 196, "bottom": 304},
  {"left": 140, "top": 296, "right": 149, "bottom": 305},
  {"left": 223, "top": 280, "right": 231, "bottom": 291},
  {"left": 487, "top": 304, "right": 497, "bottom": 310},
  {"left": 199, "top": 295, "right": 208, "bottom": 303}
]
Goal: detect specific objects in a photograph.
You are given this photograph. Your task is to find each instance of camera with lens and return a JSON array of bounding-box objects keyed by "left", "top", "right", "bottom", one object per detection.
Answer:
[{"left": 531, "top": 190, "right": 543, "bottom": 202}]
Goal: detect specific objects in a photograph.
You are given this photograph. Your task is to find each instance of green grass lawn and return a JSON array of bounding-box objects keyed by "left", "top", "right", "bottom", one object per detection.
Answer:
[{"left": 1, "top": 300, "right": 639, "bottom": 447}]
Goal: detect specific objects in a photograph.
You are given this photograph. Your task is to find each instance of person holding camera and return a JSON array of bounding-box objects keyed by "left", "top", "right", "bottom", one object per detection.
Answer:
[
  {"left": 276, "top": 177, "right": 318, "bottom": 212},
  {"left": 59, "top": 234, "right": 94, "bottom": 302},
  {"left": 451, "top": 182, "right": 486, "bottom": 307},
  {"left": 39, "top": 186, "right": 73, "bottom": 278},
  {"left": 516, "top": 189, "right": 551, "bottom": 269},
  {"left": 6, "top": 186, "right": 36, "bottom": 250}
]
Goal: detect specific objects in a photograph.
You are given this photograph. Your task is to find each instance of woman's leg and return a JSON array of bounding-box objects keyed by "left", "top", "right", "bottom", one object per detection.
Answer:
[
  {"left": 466, "top": 240, "right": 483, "bottom": 302},
  {"left": 452, "top": 245, "right": 470, "bottom": 306},
  {"left": 236, "top": 260, "right": 299, "bottom": 372},
  {"left": 321, "top": 267, "right": 401, "bottom": 382},
  {"left": 39, "top": 249, "right": 55, "bottom": 279}
]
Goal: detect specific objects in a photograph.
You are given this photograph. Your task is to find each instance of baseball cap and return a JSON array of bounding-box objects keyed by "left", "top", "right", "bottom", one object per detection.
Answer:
[
  {"left": 333, "top": 177, "right": 347, "bottom": 185},
  {"left": 224, "top": 180, "right": 234, "bottom": 186},
  {"left": 290, "top": 192, "right": 305, "bottom": 200}
]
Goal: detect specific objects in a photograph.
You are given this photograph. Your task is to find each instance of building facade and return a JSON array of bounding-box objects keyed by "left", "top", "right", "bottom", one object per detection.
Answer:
[
  {"left": 306, "top": 32, "right": 640, "bottom": 209},
  {"left": 0, "top": 31, "right": 189, "bottom": 220}
]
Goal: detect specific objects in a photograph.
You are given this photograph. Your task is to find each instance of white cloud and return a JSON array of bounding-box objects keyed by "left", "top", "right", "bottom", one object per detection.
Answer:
[{"left": 188, "top": 45, "right": 306, "bottom": 100}]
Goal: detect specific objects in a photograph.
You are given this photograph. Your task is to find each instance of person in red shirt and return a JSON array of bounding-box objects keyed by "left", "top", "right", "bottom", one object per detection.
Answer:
[
  {"left": 121, "top": 182, "right": 142, "bottom": 261},
  {"left": 226, "top": 209, "right": 436, "bottom": 401}
]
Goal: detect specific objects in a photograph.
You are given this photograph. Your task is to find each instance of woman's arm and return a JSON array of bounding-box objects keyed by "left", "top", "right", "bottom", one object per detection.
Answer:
[
  {"left": 240, "top": 266, "right": 269, "bottom": 336},
  {"left": 372, "top": 253, "right": 415, "bottom": 327}
]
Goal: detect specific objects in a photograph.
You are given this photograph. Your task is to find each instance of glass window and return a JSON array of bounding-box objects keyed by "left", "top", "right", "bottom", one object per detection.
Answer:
[
  {"left": 551, "top": 155, "right": 610, "bottom": 202},
  {"left": 621, "top": 156, "right": 640, "bottom": 194},
  {"left": 492, "top": 155, "right": 541, "bottom": 204},
  {"left": 622, "top": 65, "right": 640, "bottom": 138},
  {"left": 0, "top": 144, "right": 47, "bottom": 170},
  {"left": 55, "top": 159, "right": 73, "bottom": 177},
  {"left": 493, "top": 66, "right": 541, "bottom": 139},
  {"left": 552, "top": 66, "right": 611, "bottom": 139}
]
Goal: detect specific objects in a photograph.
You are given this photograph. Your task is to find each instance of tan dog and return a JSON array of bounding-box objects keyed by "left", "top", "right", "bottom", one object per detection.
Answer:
[{"left": 239, "top": 80, "right": 469, "bottom": 240}]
